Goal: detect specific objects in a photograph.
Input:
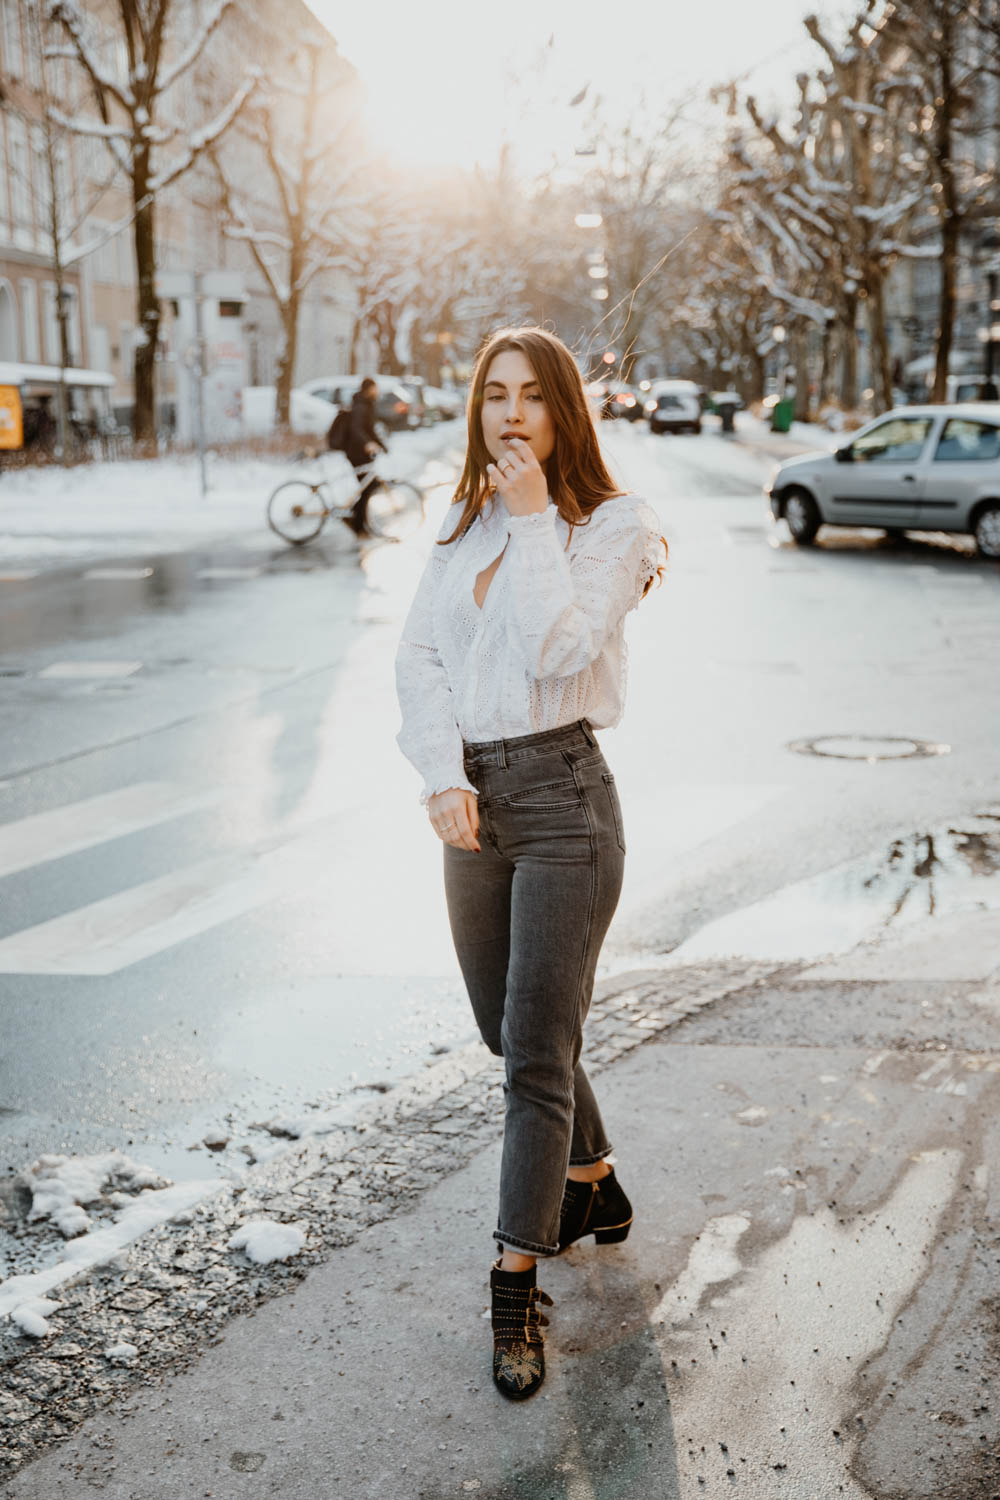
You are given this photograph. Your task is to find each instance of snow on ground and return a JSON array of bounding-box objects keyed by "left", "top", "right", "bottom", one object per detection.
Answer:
[
  {"left": 0, "top": 422, "right": 464, "bottom": 565},
  {"left": 23, "top": 1150, "right": 167, "bottom": 1239},
  {"left": 0, "top": 1152, "right": 226, "bottom": 1325},
  {"left": 226, "top": 1219, "right": 307, "bottom": 1265},
  {"left": 734, "top": 410, "right": 841, "bottom": 452}
]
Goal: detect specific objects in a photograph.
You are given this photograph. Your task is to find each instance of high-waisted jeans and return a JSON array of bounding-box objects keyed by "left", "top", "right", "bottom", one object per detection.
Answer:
[{"left": 443, "top": 719, "right": 626, "bottom": 1256}]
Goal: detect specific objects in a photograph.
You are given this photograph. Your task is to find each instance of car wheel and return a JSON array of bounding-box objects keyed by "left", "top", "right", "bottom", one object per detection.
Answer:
[
  {"left": 974, "top": 502, "right": 1000, "bottom": 559},
  {"left": 692, "top": 422, "right": 702, "bottom": 435},
  {"left": 650, "top": 422, "right": 661, "bottom": 435},
  {"left": 784, "top": 487, "right": 821, "bottom": 546}
]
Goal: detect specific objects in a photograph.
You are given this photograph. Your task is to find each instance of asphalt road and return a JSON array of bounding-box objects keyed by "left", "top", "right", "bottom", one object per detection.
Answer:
[{"left": 1, "top": 416, "right": 998, "bottom": 1252}]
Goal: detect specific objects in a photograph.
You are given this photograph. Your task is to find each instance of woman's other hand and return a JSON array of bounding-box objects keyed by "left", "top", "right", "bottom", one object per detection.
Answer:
[
  {"left": 427, "top": 789, "right": 480, "bottom": 852},
  {"left": 486, "top": 437, "right": 548, "bottom": 518}
]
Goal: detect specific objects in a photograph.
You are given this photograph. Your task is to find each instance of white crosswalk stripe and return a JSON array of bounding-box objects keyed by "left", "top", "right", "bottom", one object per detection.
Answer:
[
  {"left": 0, "top": 824, "right": 333, "bottom": 975},
  {"left": 0, "top": 783, "right": 219, "bottom": 880}
]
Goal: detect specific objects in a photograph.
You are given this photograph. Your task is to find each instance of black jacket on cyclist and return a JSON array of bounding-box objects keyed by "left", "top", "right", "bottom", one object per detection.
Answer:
[
  {"left": 346, "top": 389, "right": 387, "bottom": 470},
  {"left": 345, "top": 387, "right": 387, "bottom": 536}
]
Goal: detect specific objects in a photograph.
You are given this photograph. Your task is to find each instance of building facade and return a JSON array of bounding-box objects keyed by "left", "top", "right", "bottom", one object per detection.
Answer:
[{"left": 1, "top": 0, "right": 362, "bottom": 435}]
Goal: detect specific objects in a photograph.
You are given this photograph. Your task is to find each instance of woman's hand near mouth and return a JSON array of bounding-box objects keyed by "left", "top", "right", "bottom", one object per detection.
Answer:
[{"left": 486, "top": 437, "right": 549, "bottom": 518}]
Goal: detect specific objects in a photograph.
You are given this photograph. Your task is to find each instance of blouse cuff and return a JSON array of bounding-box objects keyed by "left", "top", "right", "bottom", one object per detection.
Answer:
[{"left": 419, "top": 772, "right": 480, "bottom": 807}]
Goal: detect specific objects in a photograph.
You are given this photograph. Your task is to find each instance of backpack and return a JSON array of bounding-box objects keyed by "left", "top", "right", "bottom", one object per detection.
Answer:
[{"left": 327, "top": 407, "right": 351, "bottom": 452}]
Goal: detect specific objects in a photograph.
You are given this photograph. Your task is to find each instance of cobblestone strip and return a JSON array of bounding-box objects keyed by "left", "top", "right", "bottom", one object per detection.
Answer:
[{"left": 0, "top": 957, "right": 783, "bottom": 1483}]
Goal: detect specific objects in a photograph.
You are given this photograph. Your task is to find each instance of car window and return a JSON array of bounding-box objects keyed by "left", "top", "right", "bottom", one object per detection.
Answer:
[
  {"left": 933, "top": 418, "right": 1000, "bottom": 462},
  {"left": 852, "top": 416, "right": 932, "bottom": 463}
]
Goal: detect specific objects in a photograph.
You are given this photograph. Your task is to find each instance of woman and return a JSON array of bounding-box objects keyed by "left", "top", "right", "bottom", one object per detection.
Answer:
[{"left": 395, "top": 326, "right": 665, "bottom": 1401}]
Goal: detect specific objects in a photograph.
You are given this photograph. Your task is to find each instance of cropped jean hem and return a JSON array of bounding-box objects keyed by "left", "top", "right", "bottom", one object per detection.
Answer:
[
  {"left": 493, "top": 1228, "right": 560, "bottom": 1258},
  {"left": 568, "top": 1142, "right": 614, "bottom": 1168}
]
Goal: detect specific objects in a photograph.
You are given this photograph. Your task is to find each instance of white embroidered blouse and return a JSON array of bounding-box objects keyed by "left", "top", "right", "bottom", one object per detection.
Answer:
[{"left": 395, "top": 493, "right": 663, "bottom": 803}]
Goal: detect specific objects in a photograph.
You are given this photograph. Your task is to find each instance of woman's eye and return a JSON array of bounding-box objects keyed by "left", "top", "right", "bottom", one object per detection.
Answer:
[
  {"left": 527, "top": 394, "right": 544, "bottom": 403},
  {"left": 486, "top": 394, "right": 504, "bottom": 402}
]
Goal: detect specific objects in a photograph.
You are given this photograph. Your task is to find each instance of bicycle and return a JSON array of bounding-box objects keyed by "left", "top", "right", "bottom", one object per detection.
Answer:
[{"left": 266, "top": 456, "right": 425, "bottom": 547}]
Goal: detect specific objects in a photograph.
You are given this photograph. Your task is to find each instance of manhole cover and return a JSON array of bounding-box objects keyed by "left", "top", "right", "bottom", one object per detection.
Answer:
[{"left": 787, "top": 735, "right": 951, "bottom": 762}]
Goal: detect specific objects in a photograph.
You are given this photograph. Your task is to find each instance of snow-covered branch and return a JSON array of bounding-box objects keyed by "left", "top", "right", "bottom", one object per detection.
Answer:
[
  {"left": 147, "top": 70, "right": 258, "bottom": 194},
  {"left": 49, "top": 107, "right": 130, "bottom": 141},
  {"left": 47, "top": 0, "right": 135, "bottom": 112},
  {"left": 154, "top": 0, "right": 233, "bottom": 96}
]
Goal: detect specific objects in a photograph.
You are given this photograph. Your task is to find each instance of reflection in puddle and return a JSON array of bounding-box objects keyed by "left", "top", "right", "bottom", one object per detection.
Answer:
[{"left": 668, "top": 810, "right": 1000, "bottom": 964}]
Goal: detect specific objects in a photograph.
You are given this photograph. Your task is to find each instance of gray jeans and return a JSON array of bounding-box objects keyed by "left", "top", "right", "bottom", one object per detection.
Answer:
[{"left": 443, "top": 720, "right": 626, "bottom": 1256}]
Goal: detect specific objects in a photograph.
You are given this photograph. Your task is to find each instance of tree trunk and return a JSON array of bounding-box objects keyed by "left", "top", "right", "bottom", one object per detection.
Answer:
[
  {"left": 932, "top": 219, "right": 959, "bottom": 403},
  {"left": 275, "top": 291, "right": 299, "bottom": 430},
  {"left": 931, "top": 17, "right": 957, "bottom": 404},
  {"left": 792, "top": 322, "right": 810, "bottom": 421},
  {"left": 132, "top": 151, "right": 160, "bottom": 447},
  {"left": 866, "top": 265, "right": 893, "bottom": 413},
  {"left": 839, "top": 293, "right": 859, "bottom": 408},
  {"left": 349, "top": 314, "right": 363, "bottom": 375},
  {"left": 818, "top": 321, "right": 834, "bottom": 407}
]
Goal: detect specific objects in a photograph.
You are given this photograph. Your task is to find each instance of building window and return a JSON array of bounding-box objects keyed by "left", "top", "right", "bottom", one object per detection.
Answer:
[
  {"left": 19, "top": 278, "right": 39, "bottom": 361},
  {"left": 30, "top": 124, "right": 47, "bottom": 247},
  {"left": 42, "top": 280, "right": 59, "bottom": 362},
  {"left": 0, "top": 117, "right": 8, "bottom": 238},
  {"left": 1, "top": 0, "right": 24, "bottom": 78},
  {"left": 23, "top": 0, "right": 41, "bottom": 88},
  {"left": 0, "top": 279, "right": 18, "bottom": 361},
  {"left": 7, "top": 116, "right": 31, "bottom": 244},
  {"left": 218, "top": 300, "right": 243, "bottom": 318}
]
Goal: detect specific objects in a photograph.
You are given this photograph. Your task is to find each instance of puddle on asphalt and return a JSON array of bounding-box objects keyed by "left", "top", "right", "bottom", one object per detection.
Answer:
[{"left": 665, "top": 810, "right": 1000, "bottom": 965}]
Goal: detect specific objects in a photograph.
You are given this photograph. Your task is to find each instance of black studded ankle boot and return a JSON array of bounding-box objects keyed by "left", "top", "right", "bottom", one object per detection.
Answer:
[
  {"left": 490, "top": 1259, "right": 553, "bottom": 1400},
  {"left": 558, "top": 1167, "right": 633, "bottom": 1252}
]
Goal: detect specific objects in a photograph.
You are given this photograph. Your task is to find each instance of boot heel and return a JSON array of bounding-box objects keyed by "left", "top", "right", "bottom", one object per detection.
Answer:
[{"left": 594, "top": 1221, "right": 632, "bottom": 1245}]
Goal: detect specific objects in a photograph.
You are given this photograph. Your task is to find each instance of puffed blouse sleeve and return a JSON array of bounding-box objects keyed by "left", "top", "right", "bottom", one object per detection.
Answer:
[
  {"left": 502, "top": 497, "right": 663, "bottom": 680},
  {"left": 395, "top": 504, "right": 479, "bottom": 805}
]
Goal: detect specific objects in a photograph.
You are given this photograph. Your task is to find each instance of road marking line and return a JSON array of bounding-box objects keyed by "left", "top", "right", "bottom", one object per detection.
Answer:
[
  {"left": 83, "top": 567, "right": 154, "bottom": 580},
  {"left": 196, "top": 567, "right": 261, "bottom": 580},
  {"left": 0, "top": 826, "right": 332, "bottom": 974},
  {"left": 0, "top": 783, "right": 220, "bottom": 880},
  {"left": 39, "top": 660, "right": 143, "bottom": 678}
]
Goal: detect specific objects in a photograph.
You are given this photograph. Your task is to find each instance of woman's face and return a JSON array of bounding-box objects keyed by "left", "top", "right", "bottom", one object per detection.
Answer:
[{"left": 480, "top": 349, "right": 556, "bottom": 470}]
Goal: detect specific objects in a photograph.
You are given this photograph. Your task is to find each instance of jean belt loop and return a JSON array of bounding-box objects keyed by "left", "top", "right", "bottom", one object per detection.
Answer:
[
  {"left": 495, "top": 737, "right": 507, "bottom": 770},
  {"left": 581, "top": 719, "right": 597, "bottom": 748}
]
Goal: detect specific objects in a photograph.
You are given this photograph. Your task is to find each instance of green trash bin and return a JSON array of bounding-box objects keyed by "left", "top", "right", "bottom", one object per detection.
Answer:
[{"left": 771, "top": 398, "right": 795, "bottom": 434}]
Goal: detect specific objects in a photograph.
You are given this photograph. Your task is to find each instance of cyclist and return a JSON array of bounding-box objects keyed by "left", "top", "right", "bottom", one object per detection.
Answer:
[{"left": 341, "top": 377, "right": 387, "bottom": 537}]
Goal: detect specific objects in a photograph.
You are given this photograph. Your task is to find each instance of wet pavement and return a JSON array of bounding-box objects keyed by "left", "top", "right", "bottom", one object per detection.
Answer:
[{"left": 2, "top": 921, "right": 998, "bottom": 1497}]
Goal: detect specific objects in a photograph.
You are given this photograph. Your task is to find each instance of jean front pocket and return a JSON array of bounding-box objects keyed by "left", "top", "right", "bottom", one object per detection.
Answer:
[
  {"left": 602, "top": 772, "right": 626, "bottom": 854},
  {"left": 501, "top": 778, "right": 583, "bottom": 814}
]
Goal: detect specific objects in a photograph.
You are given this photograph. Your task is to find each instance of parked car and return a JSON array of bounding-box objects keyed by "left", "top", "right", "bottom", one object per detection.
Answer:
[
  {"left": 766, "top": 403, "right": 1000, "bottom": 557},
  {"left": 644, "top": 379, "right": 703, "bottom": 434},
  {"left": 299, "top": 375, "right": 419, "bottom": 431},
  {"left": 242, "top": 385, "right": 346, "bottom": 438},
  {"left": 600, "top": 385, "right": 643, "bottom": 421},
  {"left": 421, "top": 384, "right": 464, "bottom": 422}
]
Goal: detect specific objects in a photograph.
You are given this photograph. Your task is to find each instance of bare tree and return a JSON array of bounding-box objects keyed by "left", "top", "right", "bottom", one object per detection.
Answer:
[
  {"left": 48, "top": 0, "right": 257, "bottom": 443},
  {"left": 212, "top": 36, "right": 363, "bottom": 428},
  {"left": 869, "top": 0, "right": 1000, "bottom": 400}
]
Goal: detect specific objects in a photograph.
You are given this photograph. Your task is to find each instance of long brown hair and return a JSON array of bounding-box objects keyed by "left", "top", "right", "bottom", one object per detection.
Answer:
[{"left": 441, "top": 326, "right": 665, "bottom": 593}]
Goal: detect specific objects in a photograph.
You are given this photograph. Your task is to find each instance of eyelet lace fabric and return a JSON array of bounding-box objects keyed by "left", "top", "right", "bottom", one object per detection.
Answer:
[{"left": 395, "top": 494, "right": 664, "bottom": 803}]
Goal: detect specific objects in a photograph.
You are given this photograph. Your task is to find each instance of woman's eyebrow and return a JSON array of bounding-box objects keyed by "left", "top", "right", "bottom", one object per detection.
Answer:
[{"left": 484, "top": 380, "right": 540, "bottom": 392}]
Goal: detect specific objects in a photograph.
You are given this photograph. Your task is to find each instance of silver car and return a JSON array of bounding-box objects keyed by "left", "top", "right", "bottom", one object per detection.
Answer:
[{"left": 766, "top": 403, "right": 1000, "bottom": 558}]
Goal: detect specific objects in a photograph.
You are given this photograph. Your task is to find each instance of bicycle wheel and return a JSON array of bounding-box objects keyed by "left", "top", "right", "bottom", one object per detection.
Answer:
[
  {"left": 266, "top": 480, "right": 329, "bottom": 545},
  {"left": 365, "top": 480, "right": 425, "bottom": 541}
]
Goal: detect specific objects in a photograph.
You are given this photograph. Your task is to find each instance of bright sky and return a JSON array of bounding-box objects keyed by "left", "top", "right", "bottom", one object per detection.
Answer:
[{"left": 305, "top": 0, "right": 854, "bottom": 176}]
